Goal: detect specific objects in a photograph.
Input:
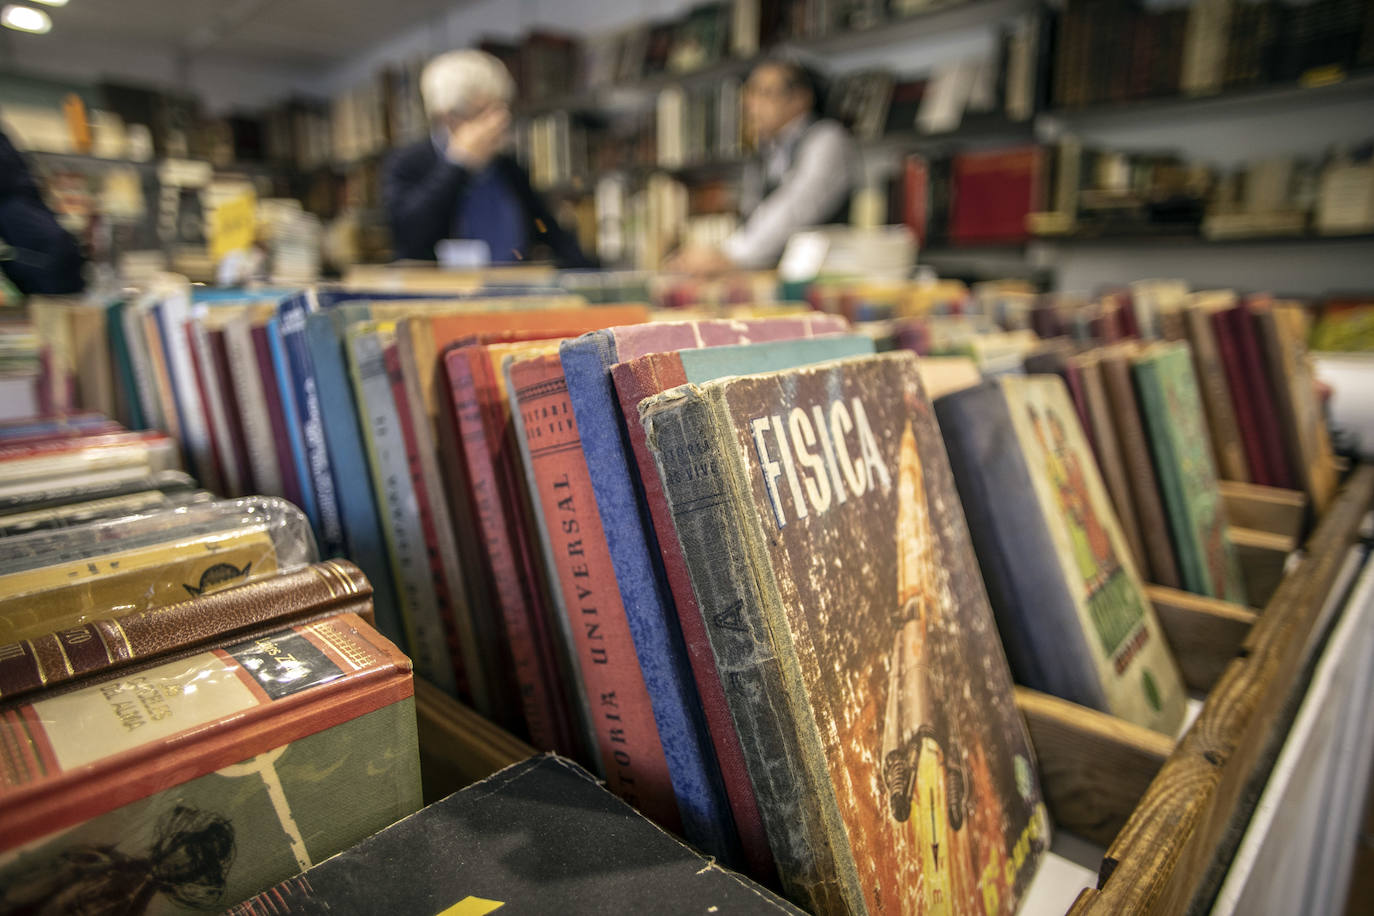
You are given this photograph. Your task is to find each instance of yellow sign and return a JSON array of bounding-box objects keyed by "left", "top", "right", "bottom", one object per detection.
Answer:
[
  {"left": 209, "top": 191, "right": 257, "bottom": 261},
  {"left": 435, "top": 897, "right": 505, "bottom": 916}
]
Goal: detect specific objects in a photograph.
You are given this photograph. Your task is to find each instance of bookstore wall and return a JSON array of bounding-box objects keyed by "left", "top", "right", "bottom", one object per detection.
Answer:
[{"left": 0, "top": 1, "right": 1373, "bottom": 915}]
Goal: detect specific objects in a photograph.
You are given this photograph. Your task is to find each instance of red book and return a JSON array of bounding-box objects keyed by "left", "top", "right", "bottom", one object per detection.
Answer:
[
  {"left": 443, "top": 341, "right": 581, "bottom": 756},
  {"left": 1211, "top": 307, "right": 1271, "bottom": 486},
  {"left": 902, "top": 154, "right": 930, "bottom": 247},
  {"left": 183, "top": 321, "right": 232, "bottom": 496},
  {"left": 250, "top": 323, "right": 306, "bottom": 510},
  {"left": 207, "top": 326, "right": 256, "bottom": 495},
  {"left": 949, "top": 145, "right": 1046, "bottom": 244},
  {"left": 1234, "top": 301, "right": 1296, "bottom": 490},
  {"left": 384, "top": 341, "right": 473, "bottom": 705},
  {"left": 508, "top": 352, "right": 681, "bottom": 831}
]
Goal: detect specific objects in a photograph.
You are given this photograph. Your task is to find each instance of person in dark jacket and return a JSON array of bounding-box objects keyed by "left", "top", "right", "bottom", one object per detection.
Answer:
[
  {"left": 382, "top": 50, "right": 587, "bottom": 267},
  {"left": 0, "top": 128, "right": 85, "bottom": 295}
]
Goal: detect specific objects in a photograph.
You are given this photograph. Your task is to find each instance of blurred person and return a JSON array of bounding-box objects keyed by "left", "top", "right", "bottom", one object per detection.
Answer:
[
  {"left": 667, "top": 54, "right": 859, "bottom": 274},
  {"left": 0, "top": 127, "right": 86, "bottom": 295},
  {"left": 382, "top": 50, "right": 587, "bottom": 266}
]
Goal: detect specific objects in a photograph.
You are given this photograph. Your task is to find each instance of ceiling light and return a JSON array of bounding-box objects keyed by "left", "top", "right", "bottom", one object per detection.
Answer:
[
  {"left": 1, "top": 5, "right": 51, "bottom": 32},
  {"left": 31, "top": 0, "right": 66, "bottom": 6}
]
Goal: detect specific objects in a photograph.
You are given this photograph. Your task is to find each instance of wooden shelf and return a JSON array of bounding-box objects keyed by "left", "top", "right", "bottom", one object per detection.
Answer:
[{"left": 1033, "top": 230, "right": 1374, "bottom": 248}]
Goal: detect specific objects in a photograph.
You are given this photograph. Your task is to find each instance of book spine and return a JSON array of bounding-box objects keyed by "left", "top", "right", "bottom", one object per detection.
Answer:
[
  {"left": 1099, "top": 355, "right": 1183, "bottom": 588},
  {"left": 228, "top": 320, "right": 285, "bottom": 497},
  {"left": 560, "top": 335, "right": 741, "bottom": 866},
  {"left": 642, "top": 386, "right": 855, "bottom": 916},
  {"left": 303, "top": 314, "right": 403, "bottom": 648},
  {"left": 1234, "top": 307, "right": 1296, "bottom": 490},
  {"left": 1212, "top": 308, "right": 1274, "bottom": 486},
  {"left": 1079, "top": 360, "right": 1149, "bottom": 579},
  {"left": 613, "top": 356, "right": 777, "bottom": 885},
  {"left": 278, "top": 295, "right": 347, "bottom": 557},
  {"left": 508, "top": 354, "right": 683, "bottom": 831},
  {"left": 206, "top": 327, "right": 255, "bottom": 495},
  {"left": 385, "top": 339, "right": 491, "bottom": 718},
  {"left": 141, "top": 309, "right": 183, "bottom": 447},
  {"left": 251, "top": 323, "right": 308, "bottom": 510},
  {"left": 105, "top": 302, "right": 146, "bottom": 430},
  {"left": 154, "top": 298, "right": 221, "bottom": 494},
  {"left": 184, "top": 319, "right": 238, "bottom": 496},
  {"left": 346, "top": 329, "right": 461, "bottom": 697},
  {"left": 445, "top": 348, "right": 575, "bottom": 754},
  {"left": 267, "top": 317, "right": 323, "bottom": 537},
  {"left": 0, "top": 559, "right": 372, "bottom": 702},
  {"left": 1183, "top": 308, "right": 1251, "bottom": 483}
]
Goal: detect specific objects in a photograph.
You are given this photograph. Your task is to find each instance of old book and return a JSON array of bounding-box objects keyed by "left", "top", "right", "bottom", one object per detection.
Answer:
[
  {"left": 1098, "top": 343, "right": 1183, "bottom": 588},
  {"left": 0, "top": 430, "right": 179, "bottom": 486},
  {"left": 224, "top": 309, "right": 286, "bottom": 498},
  {"left": 204, "top": 321, "right": 255, "bottom": 495},
  {"left": 230, "top": 755, "right": 801, "bottom": 916},
  {"left": 251, "top": 319, "right": 309, "bottom": 510},
  {"left": 936, "top": 374, "right": 1187, "bottom": 734},
  {"left": 560, "top": 315, "right": 849, "bottom": 865},
  {"left": 1255, "top": 304, "right": 1338, "bottom": 514},
  {"left": 507, "top": 350, "right": 682, "bottom": 831},
  {"left": 949, "top": 146, "right": 1046, "bottom": 244},
  {"left": 185, "top": 315, "right": 241, "bottom": 497},
  {"left": 1183, "top": 295, "right": 1251, "bottom": 483},
  {"left": 0, "top": 496, "right": 317, "bottom": 643},
  {"left": 346, "top": 321, "right": 462, "bottom": 698},
  {"left": 1215, "top": 302, "right": 1296, "bottom": 488},
  {"left": 1070, "top": 350, "right": 1149, "bottom": 577},
  {"left": 917, "top": 356, "right": 983, "bottom": 398},
  {"left": 0, "top": 613, "right": 421, "bottom": 913},
  {"left": 643, "top": 352, "right": 1050, "bottom": 915},
  {"left": 0, "top": 468, "right": 198, "bottom": 516},
  {"left": 1133, "top": 342, "right": 1248, "bottom": 605},
  {"left": 0, "top": 487, "right": 208, "bottom": 539},
  {"left": 0, "top": 559, "right": 372, "bottom": 703}
]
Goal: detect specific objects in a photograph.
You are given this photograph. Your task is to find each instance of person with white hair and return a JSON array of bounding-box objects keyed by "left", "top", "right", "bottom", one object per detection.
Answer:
[{"left": 382, "top": 49, "right": 587, "bottom": 265}]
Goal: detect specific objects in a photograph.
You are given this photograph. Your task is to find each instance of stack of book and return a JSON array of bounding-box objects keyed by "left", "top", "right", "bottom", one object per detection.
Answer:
[{"left": 0, "top": 415, "right": 421, "bottom": 913}]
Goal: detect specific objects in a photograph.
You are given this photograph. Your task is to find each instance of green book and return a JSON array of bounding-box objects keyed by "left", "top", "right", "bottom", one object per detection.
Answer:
[{"left": 1133, "top": 342, "right": 1248, "bottom": 604}]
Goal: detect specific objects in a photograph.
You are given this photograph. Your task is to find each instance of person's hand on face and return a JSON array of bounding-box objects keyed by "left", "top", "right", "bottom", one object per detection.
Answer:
[{"left": 447, "top": 102, "right": 511, "bottom": 170}]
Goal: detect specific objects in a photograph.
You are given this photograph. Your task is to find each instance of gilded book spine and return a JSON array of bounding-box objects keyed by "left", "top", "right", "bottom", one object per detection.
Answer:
[{"left": 642, "top": 387, "right": 857, "bottom": 916}]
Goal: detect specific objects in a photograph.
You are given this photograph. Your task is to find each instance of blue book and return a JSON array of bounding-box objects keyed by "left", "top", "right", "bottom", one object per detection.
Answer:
[
  {"left": 267, "top": 316, "right": 320, "bottom": 533},
  {"left": 304, "top": 309, "right": 404, "bottom": 647},
  {"left": 558, "top": 316, "right": 856, "bottom": 868}
]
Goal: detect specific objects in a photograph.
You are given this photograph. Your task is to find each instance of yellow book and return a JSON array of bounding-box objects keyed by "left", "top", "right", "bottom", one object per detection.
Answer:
[{"left": 0, "top": 525, "right": 279, "bottom": 642}]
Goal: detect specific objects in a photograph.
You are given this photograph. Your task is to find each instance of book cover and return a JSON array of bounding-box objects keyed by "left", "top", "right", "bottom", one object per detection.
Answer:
[
  {"left": 345, "top": 322, "right": 462, "bottom": 699},
  {"left": 230, "top": 755, "right": 803, "bottom": 916},
  {"left": 1098, "top": 344, "right": 1183, "bottom": 588},
  {"left": 642, "top": 352, "right": 1049, "bottom": 915},
  {"left": 1255, "top": 304, "right": 1338, "bottom": 514},
  {"left": 267, "top": 317, "right": 325, "bottom": 541},
  {"left": 560, "top": 315, "right": 848, "bottom": 865},
  {"left": 251, "top": 321, "right": 308, "bottom": 510},
  {"left": 1182, "top": 298, "right": 1251, "bottom": 483},
  {"left": 1227, "top": 302, "right": 1296, "bottom": 490},
  {"left": 0, "top": 559, "right": 373, "bottom": 703},
  {"left": 1133, "top": 342, "right": 1248, "bottom": 604},
  {"left": 949, "top": 146, "right": 1045, "bottom": 244},
  {"left": 936, "top": 375, "right": 1186, "bottom": 734},
  {"left": 0, "top": 613, "right": 420, "bottom": 914},
  {"left": 507, "top": 350, "right": 681, "bottom": 830},
  {"left": 0, "top": 468, "right": 198, "bottom": 517},
  {"left": 0, "top": 487, "right": 206, "bottom": 539}
]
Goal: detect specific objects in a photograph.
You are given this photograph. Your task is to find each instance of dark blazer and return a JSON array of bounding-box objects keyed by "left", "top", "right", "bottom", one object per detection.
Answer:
[
  {"left": 382, "top": 139, "right": 589, "bottom": 267},
  {"left": 0, "top": 131, "right": 85, "bottom": 295}
]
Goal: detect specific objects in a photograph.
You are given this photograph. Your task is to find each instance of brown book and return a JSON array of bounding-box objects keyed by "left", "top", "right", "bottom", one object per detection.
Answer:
[
  {"left": 0, "top": 559, "right": 373, "bottom": 704},
  {"left": 1183, "top": 295, "right": 1251, "bottom": 483},
  {"left": 1256, "top": 303, "right": 1338, "bottom": 514},
  {"left": 1071, "top": 351, "right": 1150, "bottom": 577},
  {"left": 1099, "top": 343, "right": 1183, "bottom": 588}
]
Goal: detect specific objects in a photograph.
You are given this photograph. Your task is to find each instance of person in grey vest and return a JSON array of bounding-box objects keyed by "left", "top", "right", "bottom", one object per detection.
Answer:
[{"left": 668, "top": 54, "right": 859, "bottom": 273}]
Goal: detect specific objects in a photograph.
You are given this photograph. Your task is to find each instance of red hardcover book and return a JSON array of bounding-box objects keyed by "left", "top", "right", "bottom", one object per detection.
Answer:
[
  {"left": 1210, "top": 307, "right": 1272, "bottom": 486},
  {"left": 508, "top": 352, "right": 680, "bottom": 831},
  {"left": 384, "top": 341, "right": 473, "bottom": 705},
  {"left": 949, "top": 145, "right": 1046, "bottom": 244},
  {"left": 207, "top": 326, "right": 256, "bottom": 495},
  {"left": 1234, "top": 301, "right": 1296, "bottom": 490},
  {"left": 250, "top": 322, "right": 306, "bottom": 510}
]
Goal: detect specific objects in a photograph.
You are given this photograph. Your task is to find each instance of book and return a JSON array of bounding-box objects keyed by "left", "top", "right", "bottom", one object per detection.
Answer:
[
  {"left": 1182, "top": 295, "right": 1251, "bottom": 483},
  {"left": 507, "top": 350, "right": 681, "bottom": 830},
  {"left": 1215, "top": 302, "right": 1296, "bottom": 489},
  {"left": 230, "top": 755, "right": 802, "bottom": 916},
  {"left": 0, "top": 559, "right": 373, "bottom": 703},
  {"left": 1255, "top": 303, "right": 1338, "bottom": 513},
  {"left": 642, "top": 352, "right": 1050, "bottom": 915},
  {"left": 0, "top": 487, "right": 208, "bottom": 539},
  {"left": 0, "top": 468, "right": 199, "bottom": 516},
  {"left": 935, "top": 374, "right": 1186, "bottom": 733},
  {"left": 224, "top": 309, "right": 286, "bottom": 498},
  {"left": 1098, "top": 343, "right": 1183, "bottom": 588},
  {"left": 1133, "top": 342, "right": 1248, "bottom": 604},
  {"left": 559, "top": 315, "right": 849, "bottom": 865},
  {"left": 0, "top": 613, "right": 421, "bottom": 913},
  {"left": 0, "top": 430, "right": 180, "bottom": 487},
  {"left": 949, "top": 146, "right": 1046, "bottom": 245},
  {"left": 252, "top": 320, "right": 308, "bottom": 510}
]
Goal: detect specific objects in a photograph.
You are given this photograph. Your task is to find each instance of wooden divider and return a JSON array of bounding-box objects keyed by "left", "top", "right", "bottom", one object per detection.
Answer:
[
  {"left": 1219, "top": 482, "right": 1307, "bottom": 539},
  {"left": 1147, "top": 585, "right": 1258, "bottom": 693},
  {"left": 1068, "top": 463, "right": 1373, "bottom": 915},
  {"left": 414, "top": 679, "right": 537, "bottom": 804}
]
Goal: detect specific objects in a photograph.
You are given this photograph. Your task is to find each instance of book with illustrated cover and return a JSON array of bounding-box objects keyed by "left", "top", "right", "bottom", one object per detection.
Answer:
[
  {"left": 642, "top": 352, "right": 1049, "bottom": 915},
  {"left": 0, "top": 612, "right": 421, "bottom": 914},
  {"left": 230, "top": 755, "right": 802, "bottom": 916},
  {"left": 935, "top": 375, "right": 1186, "bottom": 733},
  {"left": 1133, "top": 343, "right": 1248, "bottom": 604}
]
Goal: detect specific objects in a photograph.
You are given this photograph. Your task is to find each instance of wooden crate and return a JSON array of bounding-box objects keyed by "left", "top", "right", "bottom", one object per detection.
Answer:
[{"left": 1017, "top": 464, "right": 1373, "bottom": 914}]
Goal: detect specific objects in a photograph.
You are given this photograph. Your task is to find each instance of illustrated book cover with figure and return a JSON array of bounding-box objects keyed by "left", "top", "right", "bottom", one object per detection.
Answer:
[
  {"left": 0, "top": 612, "right": 421, "bottom": 914},
  {"left": 935, "top": 375, "right": 1187, "bottom": 733},
  {"left": 229, "top": 755, "right": 803, "bottom": 916},
  {"left": 1133, "top": 342, "right": 1248, "bottom": 604},
  {"left": 642, "top": 352, "right": 1049, "bottom": 916}
]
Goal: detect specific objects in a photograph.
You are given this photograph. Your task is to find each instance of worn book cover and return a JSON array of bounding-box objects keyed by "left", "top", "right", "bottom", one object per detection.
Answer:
[
  {"left": 1133, "top": 342, "right": 1249, "bottom": 604},
  {"left": 0, "top": 468, "right": 198, "bottom": 517},
  {"left": 230, "top": 755, "right": 802, "bottom": 916},
  {"left": 643, "top": 352, "right": 1049, "bottom": 915},
  {"left": 0, "top": 613, "right": 421, "bottom": 914},
  {"left": 936, "top": 375, "right": 1187, "bottom": 734},
  {"left": 1182, "top": 295, "right": 1250, "bottom": 483}
]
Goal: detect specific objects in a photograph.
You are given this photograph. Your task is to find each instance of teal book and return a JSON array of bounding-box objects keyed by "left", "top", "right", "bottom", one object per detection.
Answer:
[{"left": 1133, "top": 342, "right": 1248, "bottom": 604}]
